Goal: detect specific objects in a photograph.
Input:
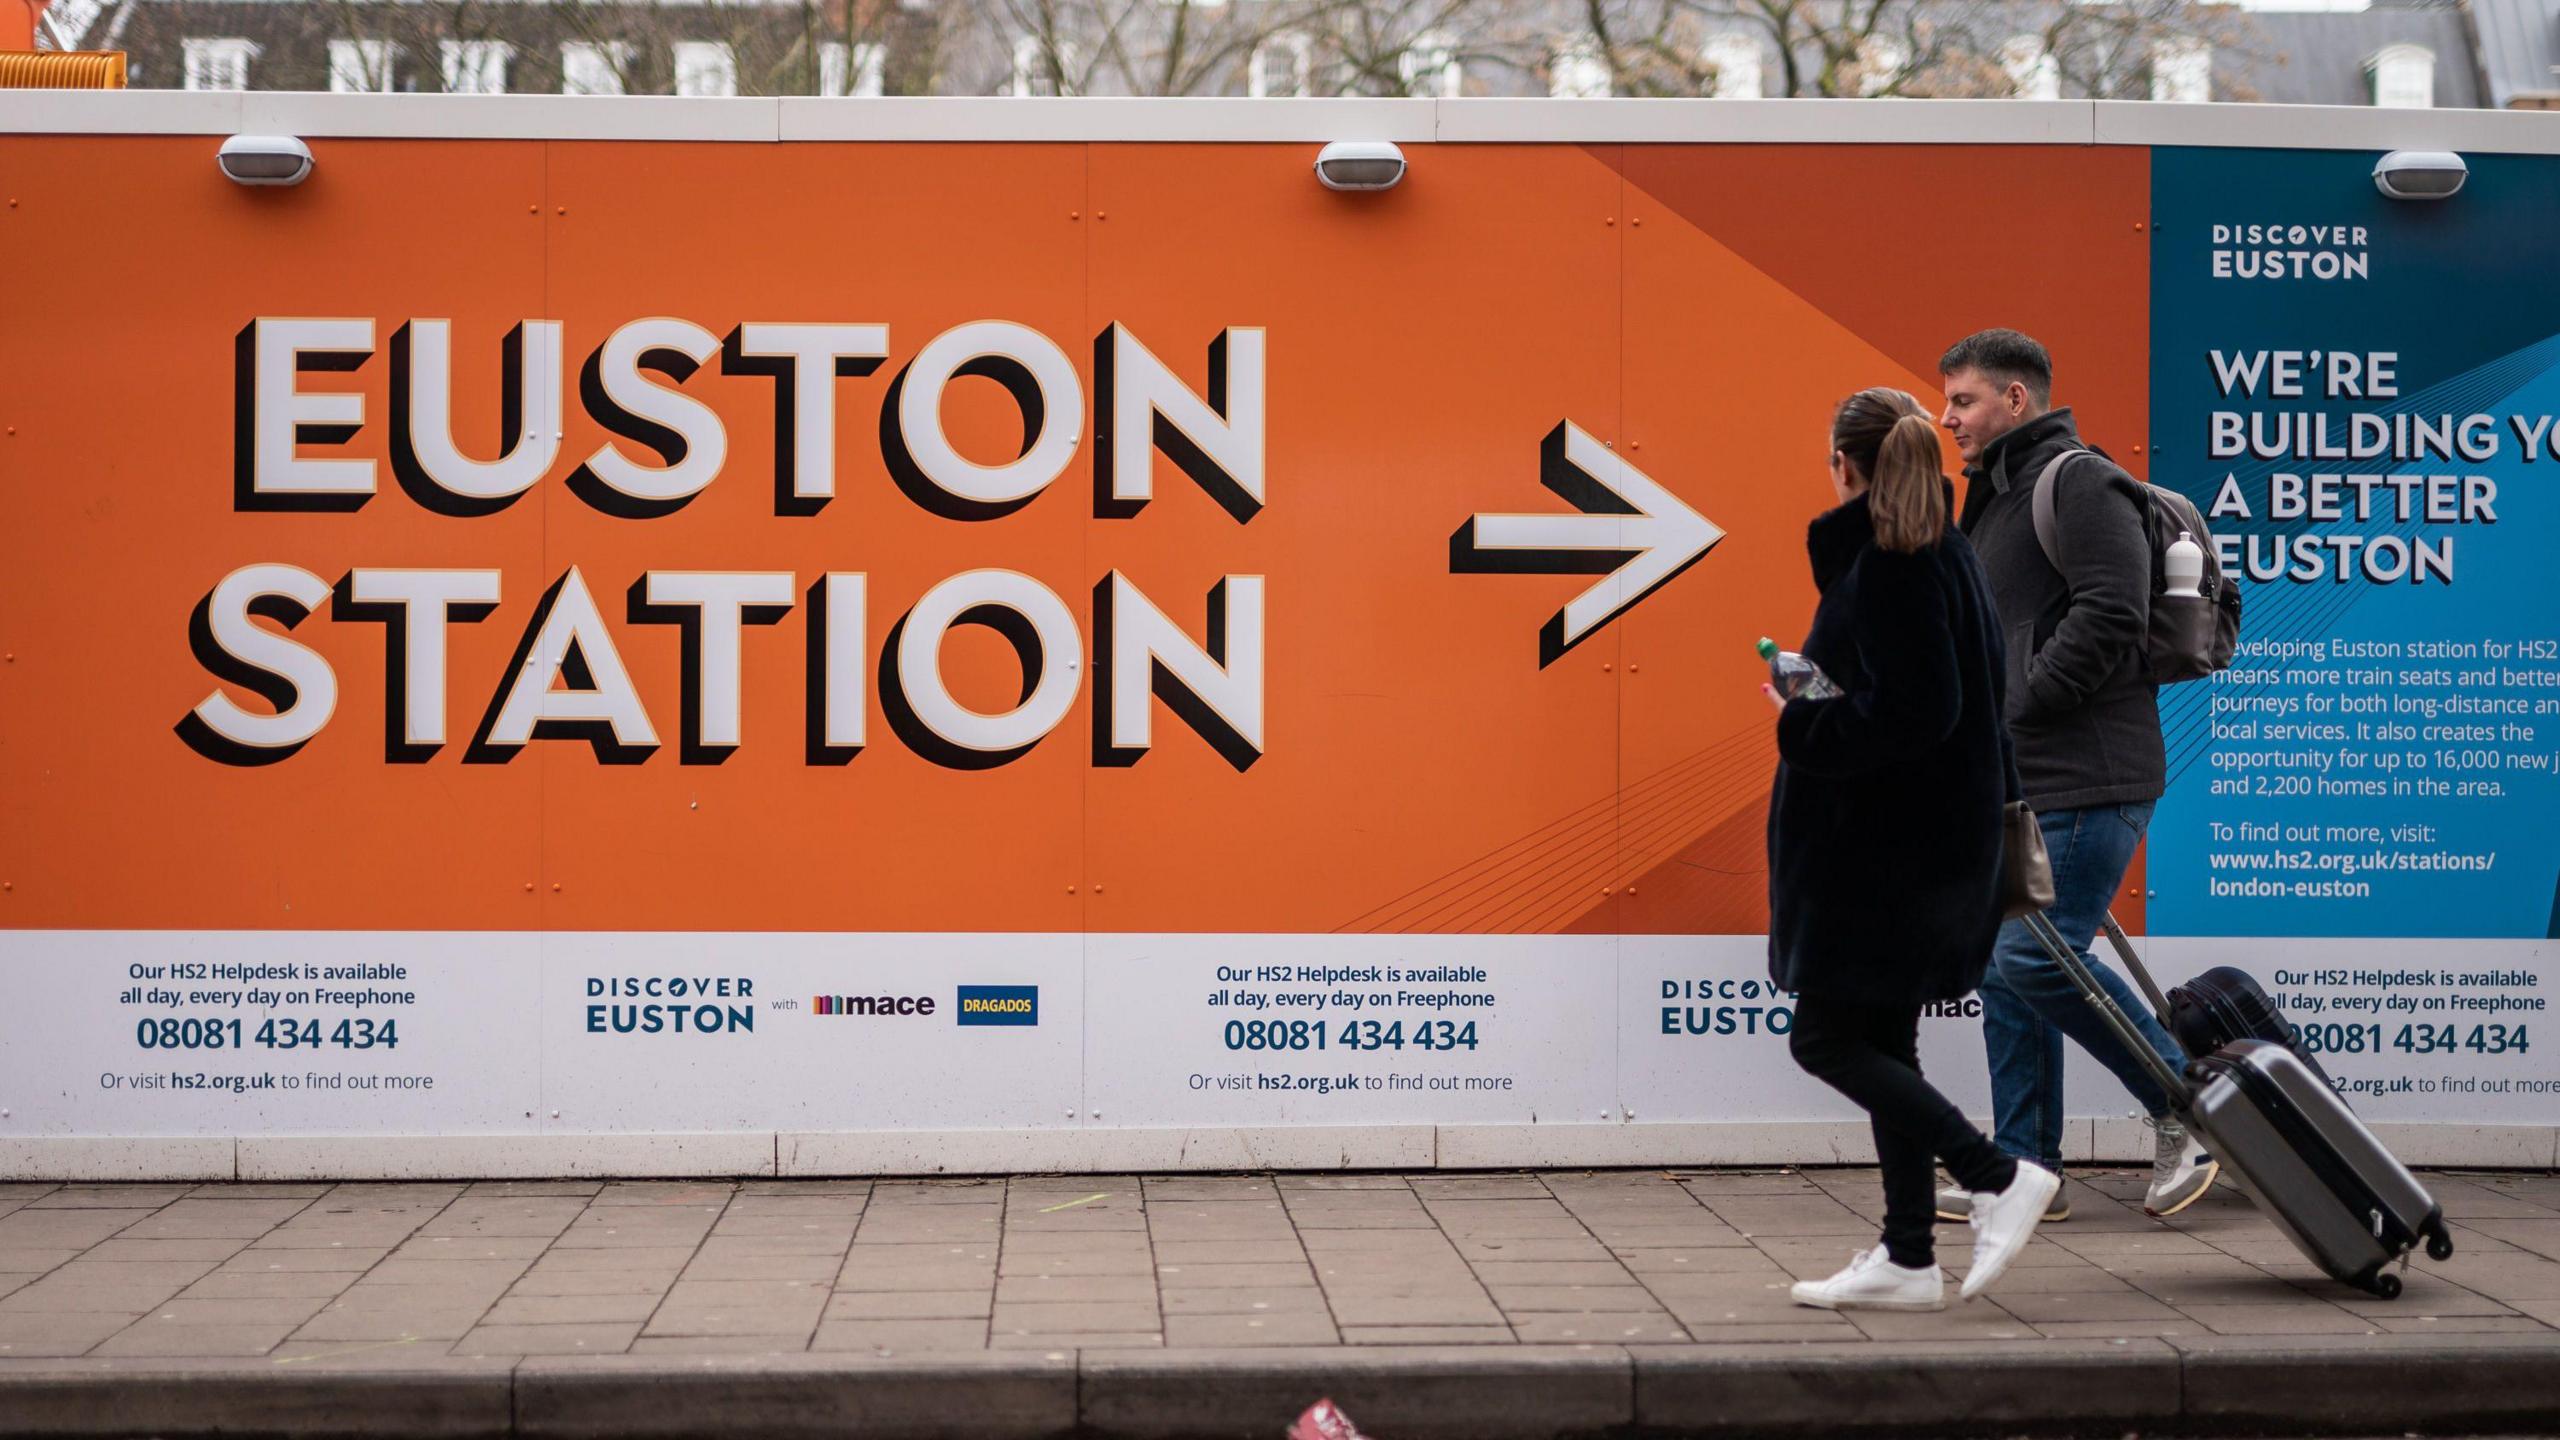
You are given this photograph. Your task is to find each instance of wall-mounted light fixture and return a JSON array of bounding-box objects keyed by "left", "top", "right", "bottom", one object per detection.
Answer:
[
  {"left": 1314, "top": 140, "right": 1406, "bottom": 193},
  {"left": 2373, "top": 150, "right": 2465, "bottom": 201},
  {"left": 218, "top": 134, "right": 314, "bottom": 188}
]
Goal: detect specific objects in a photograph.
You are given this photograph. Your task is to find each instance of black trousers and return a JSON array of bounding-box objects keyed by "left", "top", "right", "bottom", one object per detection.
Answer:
[{"left": 1789, "top": 992, "right": 2019, "bottom": 1269}]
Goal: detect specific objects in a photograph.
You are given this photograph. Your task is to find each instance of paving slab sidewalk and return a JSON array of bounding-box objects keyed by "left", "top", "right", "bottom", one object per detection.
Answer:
[{"left": 0, "top": 1166, "right": 2555, "bottom": 1437}]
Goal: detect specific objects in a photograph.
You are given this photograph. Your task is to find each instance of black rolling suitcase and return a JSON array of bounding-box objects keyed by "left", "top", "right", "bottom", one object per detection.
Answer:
[
  {"left": 2020, "top": 910, "right": 2454, "bottom": 1298},
  {"left": 2093, "top": 914, "right": 2337, "bottom": 1089}
]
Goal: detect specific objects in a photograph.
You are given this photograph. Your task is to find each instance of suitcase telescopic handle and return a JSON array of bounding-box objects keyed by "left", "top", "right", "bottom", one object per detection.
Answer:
[
  {"left": 2099, "top": 913, "right": 2176, "bottom": 1028},
  {"left": 2019, "top": 910, "right": 2195, "bottom": 1107}
]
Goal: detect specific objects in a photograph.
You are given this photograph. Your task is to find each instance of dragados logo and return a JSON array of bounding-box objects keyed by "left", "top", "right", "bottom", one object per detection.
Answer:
[{"left": 955, "top": 986, "right": 1039, "bottom": 1026}]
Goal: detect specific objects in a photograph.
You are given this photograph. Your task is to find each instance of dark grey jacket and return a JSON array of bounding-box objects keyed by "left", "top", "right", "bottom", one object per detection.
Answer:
[{"left": 1956, "top": 409, "right": 2165, "bottom": 813}]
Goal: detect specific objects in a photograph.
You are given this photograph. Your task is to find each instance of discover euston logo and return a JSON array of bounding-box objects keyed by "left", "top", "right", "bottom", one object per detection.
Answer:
[
  {"left": 2210, "top": 221, "right": 2371, "bottom": 281},
  {"left": 586, "top": 974, "right": 755, "bottom": 1035}
]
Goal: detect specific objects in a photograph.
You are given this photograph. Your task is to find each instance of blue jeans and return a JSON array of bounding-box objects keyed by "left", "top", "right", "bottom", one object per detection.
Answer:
[{"left": 1980, "top": 800, "right": 2185, "bottom": 1170}]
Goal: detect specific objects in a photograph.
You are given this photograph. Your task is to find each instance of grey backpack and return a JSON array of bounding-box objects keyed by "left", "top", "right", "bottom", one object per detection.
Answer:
[{"left": 2031, "top": 449, "right": 2242, "bottom": 685}]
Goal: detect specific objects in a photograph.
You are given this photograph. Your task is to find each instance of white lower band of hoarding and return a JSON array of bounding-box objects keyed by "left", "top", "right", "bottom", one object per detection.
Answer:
[{"left": 3, "top": 930, "right": 2549, "bottom": 1179}]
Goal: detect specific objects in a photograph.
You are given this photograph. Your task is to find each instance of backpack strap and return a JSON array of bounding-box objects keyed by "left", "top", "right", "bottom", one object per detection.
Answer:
[{"left": 2028, "top": 447, "right": 2096, "bottom": 574}]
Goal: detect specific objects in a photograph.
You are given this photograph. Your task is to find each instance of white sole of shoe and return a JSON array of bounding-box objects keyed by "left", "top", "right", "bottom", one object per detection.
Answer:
[
  {"left": 1959, "top": 1168, "right": 2061, "bottom": 1302},
  {"left": 2143, "top": 1158, "right": 2221, "bottom": 1218},
  {"left": 1937, "top": 1203, "right": 2069, "bottom": 1224},
  {"left": 1790, "top": 1287, "right": 1946, "bottom": 1312}
]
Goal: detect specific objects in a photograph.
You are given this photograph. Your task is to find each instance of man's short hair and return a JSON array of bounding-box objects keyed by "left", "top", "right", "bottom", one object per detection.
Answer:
[{"left": 1939, "top": 329, "right": 2053, "bottom": 408}]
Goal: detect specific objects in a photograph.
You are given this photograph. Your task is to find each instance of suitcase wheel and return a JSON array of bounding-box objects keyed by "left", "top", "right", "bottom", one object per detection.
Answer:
[
  {"left": 2367, "top": 1271, "right": 2403, "bottom": 1300},
  {"left": 2426, "top": 1229, "right": 2455, "bottom": 1262}
]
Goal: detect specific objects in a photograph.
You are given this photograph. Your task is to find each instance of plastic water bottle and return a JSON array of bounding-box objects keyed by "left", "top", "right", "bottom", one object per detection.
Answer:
[
  {"left": 1758, "top": 636, "right": 1840, "bottom": 700},
  {"left": 2164, "top": 531, "right": 2205, "bottom": 597}
]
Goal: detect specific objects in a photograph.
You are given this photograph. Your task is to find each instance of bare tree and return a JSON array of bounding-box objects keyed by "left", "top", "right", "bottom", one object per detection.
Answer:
[
  {"left": 95, "top": 0, "right": 2266, "bottom": 100},
  {"left": 1299, "top": 0, "right": 1539, "bottom": 96},
  {"left": 2031, "top": 0, "right": 2262, "bottom": 100},
  {"left": 527, "top": 0, "right": 964, "bottom": 94},
  {"left": 1544, "top": 0, "right": 2256, "bottom": 99},
  {"left": 854, "top": 0, "right": 974, "bottom": 93},
  {"left": 962, "top": 0, "right": 1353, "bottom": 97},
  {"left": 1552, "top": 0, "right": 1714, "bottom": 95},
  {"left": 37, "top": 0, "right": 145, "bottom": 52}
]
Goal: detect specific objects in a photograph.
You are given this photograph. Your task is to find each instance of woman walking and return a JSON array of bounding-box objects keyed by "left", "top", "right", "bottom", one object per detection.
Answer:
[{"left": 1766, "top": 387, "right": 2059, "bottom": 1310}]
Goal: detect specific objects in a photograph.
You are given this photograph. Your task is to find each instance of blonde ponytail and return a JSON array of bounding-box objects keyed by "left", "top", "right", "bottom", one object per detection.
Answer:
[{"left": 1868, "top": 411, "right": 1948, "bottom": 553}]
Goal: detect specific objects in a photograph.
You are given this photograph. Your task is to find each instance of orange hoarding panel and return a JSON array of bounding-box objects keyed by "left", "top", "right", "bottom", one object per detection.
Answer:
[{"left": 0, "top": 137, "right": 2148, "bottom": 936}]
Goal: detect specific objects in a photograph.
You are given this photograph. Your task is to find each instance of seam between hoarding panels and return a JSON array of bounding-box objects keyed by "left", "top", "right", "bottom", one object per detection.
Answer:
[
  {"left": 1610, "top": 151, "right": 1625, "bottom": 1141},
  {"left": 1079, "top": 140, "right": 1093, "bottom": 1156},
  {"left": 538, "top": 138, "right": 553, "bottom": 1160}
]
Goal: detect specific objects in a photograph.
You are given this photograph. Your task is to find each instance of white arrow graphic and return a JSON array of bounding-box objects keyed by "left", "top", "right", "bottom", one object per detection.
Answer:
[{"left": 1450, "top": 420, "right": 1724, "bottom": 667}]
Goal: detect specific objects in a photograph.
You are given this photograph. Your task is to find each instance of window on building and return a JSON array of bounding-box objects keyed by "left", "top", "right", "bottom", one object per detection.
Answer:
[
  {"left": 1400, "top": 31, "right": 1459, "bottom": 98},
  {"left": 2368, "top": 43, "right": 2435, "bottom": 108},
  {"left": 1008, "top": 34, "right": 1076, "bottom": 95},
  {"left": 2150, "top": 37, "right": 2210, "bottom": 102},
  {"left": 1701, "top": 32, "right": 1760, "bottom": 98},
  {"left": 441, "top": 39, "right": 511, "bottom": 94},
  {"left": 327, "top": 37, "right": 398, "bottom": 93},
  {"left": 1549, "top": 34, "right": 1610, "bottom": 97},
  {"left": 182, "top": 36, "right": 255, "bottom": 91},
  {"left": 1855, "top": 34, "right": 1907, "bottom": 96},
  {"left": 1998, "top": 35, "right": 2059, "bottom": 99},
  {"left": 820, "top": 41, "right": 886, "bottom": 96},
  {"left": 560, "top": 41, "right": 633, "bottom": 96},
  {"left": 1249, "top": 33, "right": 1310, "bottom": 97},
  {"left": 674, "top": 40, "right": 739, "bottom": 96}
]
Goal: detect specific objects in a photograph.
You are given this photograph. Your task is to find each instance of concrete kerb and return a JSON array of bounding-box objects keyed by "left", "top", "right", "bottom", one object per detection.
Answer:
[
  {"left": 1077, "top": 1344, "right": 1632, "bottom": 1440},
  {"left": 513, "top": 1353, "right": 1078, "bottom": 1440},
  {"left": 0, "top": 1335, "right": 2556, "bottom": 1438},
  {"left": 2167, "top": 1332, "right": 2560, "bottom": 1436},
  {"left": 0, "top": 1359, "right": 518, "bottom": 1439},
  {"left": 1631, "top": 1339, "right": 2181, "bottom": 1436}
]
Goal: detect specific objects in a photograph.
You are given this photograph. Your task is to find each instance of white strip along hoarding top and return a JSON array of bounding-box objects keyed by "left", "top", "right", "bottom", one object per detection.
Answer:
[{"left": 0, "top": 94, "right": 2557, "bottom": 153}]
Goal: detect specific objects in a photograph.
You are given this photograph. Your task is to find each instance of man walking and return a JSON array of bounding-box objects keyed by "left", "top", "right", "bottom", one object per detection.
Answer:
[{"left": 1934, "top": 329, "right": 2218, "bottom": 1221}]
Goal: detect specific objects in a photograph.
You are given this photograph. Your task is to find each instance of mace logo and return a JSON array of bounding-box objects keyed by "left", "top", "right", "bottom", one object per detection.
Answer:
[
  {"left": 813, "top": 994, "right": 936, "bottom": 1017},
  {"left": 956, "top": 985, "right": 1039, "bottom": 1027}
]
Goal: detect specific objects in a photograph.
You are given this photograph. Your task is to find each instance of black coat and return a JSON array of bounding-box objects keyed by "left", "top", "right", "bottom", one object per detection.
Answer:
[
  {"left": 1956, "top": 408, "right": 2166, "bottom": 812},
  {"left": 1766, "top": 491, "right": 2010, "bottom": 1008}
]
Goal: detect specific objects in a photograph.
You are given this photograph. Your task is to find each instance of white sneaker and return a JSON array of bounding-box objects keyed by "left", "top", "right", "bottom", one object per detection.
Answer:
[
  {"left": 2143, "top": 1116, "right": 2220, "bottom": 1217},
  {"left": 1790, "top": 1245, "right": 1947, "bottom": 1312},
  {"left": 1936, "top": 1182, "right": 2069, "bottom": 1224},
  {"left": 1959, "top": 1162, "right": 2060, "bottom": 1301}
]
